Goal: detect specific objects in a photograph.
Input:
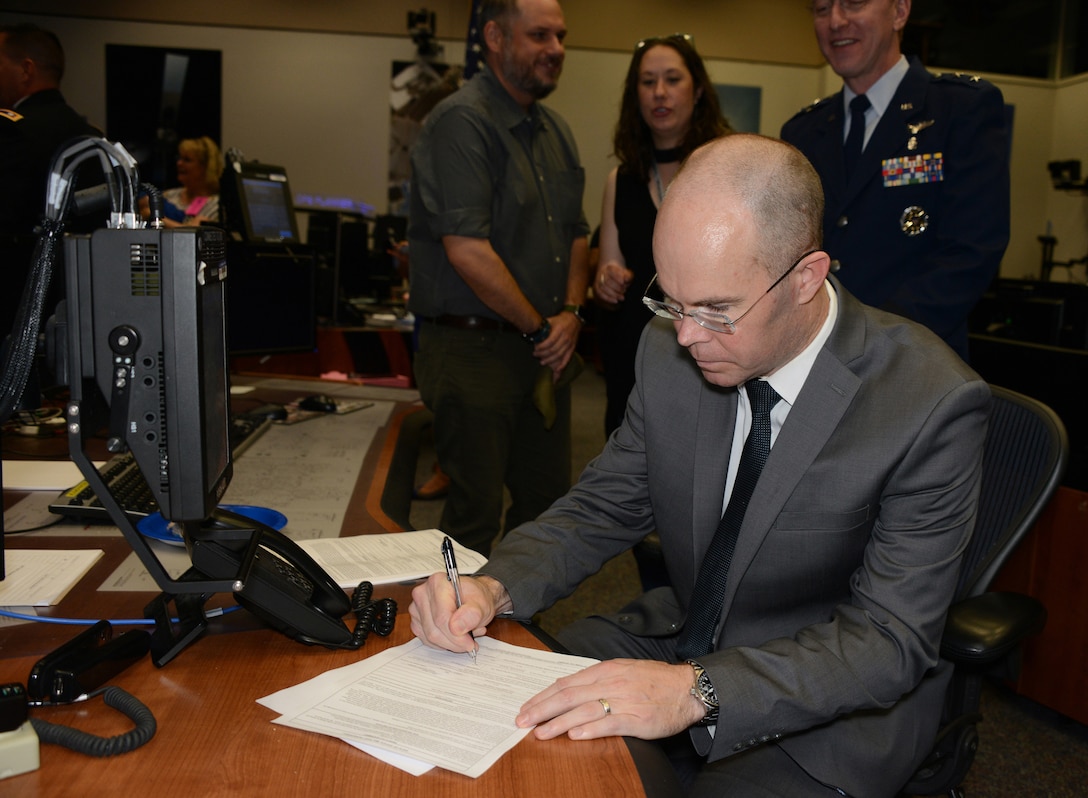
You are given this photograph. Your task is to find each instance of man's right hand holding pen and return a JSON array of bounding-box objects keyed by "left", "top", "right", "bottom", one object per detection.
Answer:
[{"left": 409, "top": 570, "right": 513, "bottom": 657}]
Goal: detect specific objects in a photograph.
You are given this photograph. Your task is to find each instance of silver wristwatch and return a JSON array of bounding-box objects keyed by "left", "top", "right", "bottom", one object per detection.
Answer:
[{"left": 686, "top": 660, "right": 720, "bottom": 726}]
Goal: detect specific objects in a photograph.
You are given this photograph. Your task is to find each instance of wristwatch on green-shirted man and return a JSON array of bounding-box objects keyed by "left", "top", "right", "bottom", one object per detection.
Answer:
[{"left": 563, "top": 304, "right": 586, "bottom": 325}]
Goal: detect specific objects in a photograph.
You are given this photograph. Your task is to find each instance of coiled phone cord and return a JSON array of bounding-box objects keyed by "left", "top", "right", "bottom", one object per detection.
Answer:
[
  {"left": 346, "top": 581, "right": 397, "bottom": 648},
  {"left": 30, "top": 686, "right": 156, "bottom": 757}
]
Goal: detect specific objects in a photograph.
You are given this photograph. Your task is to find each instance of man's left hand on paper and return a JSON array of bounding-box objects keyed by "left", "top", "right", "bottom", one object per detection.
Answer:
[{"left": 516, "top": 658, "right": 704, "bottom": 741}]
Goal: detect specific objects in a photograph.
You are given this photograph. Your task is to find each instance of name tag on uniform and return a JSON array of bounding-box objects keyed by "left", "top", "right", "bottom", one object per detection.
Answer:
[{"left": 882, "top": 153, "right": 943, "bottom": 187}]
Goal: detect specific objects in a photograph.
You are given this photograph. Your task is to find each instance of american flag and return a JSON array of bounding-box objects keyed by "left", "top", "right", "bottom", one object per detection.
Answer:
[{"left": 463, "top": 0, "right": 485, "bottom": 80}]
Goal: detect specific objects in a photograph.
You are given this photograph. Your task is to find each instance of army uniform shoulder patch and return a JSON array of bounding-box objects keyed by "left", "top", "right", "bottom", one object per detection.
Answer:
[{"left": 1, "top": 108, "right": 24, "bottom": 122}]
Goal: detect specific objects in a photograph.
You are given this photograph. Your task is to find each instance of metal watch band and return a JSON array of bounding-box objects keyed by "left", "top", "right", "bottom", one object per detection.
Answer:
[{"left": 686, "top": 659, "right": 720, "bottom": 726}]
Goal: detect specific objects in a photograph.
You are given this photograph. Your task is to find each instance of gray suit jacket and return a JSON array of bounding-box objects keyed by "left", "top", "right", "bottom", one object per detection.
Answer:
[{"left": 482, "top": 279, "right": 990, "bottom": 797}]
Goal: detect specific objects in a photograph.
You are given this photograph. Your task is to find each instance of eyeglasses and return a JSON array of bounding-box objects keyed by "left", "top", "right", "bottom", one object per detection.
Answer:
[
  {"left": 635, "top": 33, "right": 695, "bottom": 52},
  {"left": 642, "top": 251, "right": 817, "bottom": 334},
  {"left": 810, "top": 0, "right": 873, "bottom": 18}
]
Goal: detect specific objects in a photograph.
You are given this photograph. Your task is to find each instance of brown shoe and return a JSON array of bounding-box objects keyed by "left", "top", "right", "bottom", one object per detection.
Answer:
[{"left": 413, "top": 463, "right": 450, "bottom": 500}]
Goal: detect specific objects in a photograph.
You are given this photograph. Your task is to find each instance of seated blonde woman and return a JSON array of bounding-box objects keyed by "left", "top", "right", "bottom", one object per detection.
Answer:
[{"left": 157, "top": 136, "right": 223, "bottom": 226}]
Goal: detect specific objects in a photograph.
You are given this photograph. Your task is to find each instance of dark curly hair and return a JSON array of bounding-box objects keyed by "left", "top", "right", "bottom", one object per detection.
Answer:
[{"left": 612, "top": 35, "right": 732, "bottom": 183}]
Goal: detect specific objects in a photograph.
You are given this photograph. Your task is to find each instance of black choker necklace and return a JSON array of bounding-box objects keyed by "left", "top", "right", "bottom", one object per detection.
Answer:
[{"left": 653, "top": 146, "right": 684, "bottom": 163}]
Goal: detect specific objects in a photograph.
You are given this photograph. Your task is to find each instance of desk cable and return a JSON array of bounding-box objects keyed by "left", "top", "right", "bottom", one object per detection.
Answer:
[
  {"left": 0, "top": 605, "right": 243, "bottom": 627},
  {"left": 29, "top": 685, "right": 156, "bottom": 757}
]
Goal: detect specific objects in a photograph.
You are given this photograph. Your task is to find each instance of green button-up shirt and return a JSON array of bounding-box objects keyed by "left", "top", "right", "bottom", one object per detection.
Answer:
[{"left": 407, "top": 66, "right": 588, "bottom": 320}]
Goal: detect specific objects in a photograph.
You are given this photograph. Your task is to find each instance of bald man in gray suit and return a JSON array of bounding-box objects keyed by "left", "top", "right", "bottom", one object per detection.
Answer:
[{"left": 410, "top": 134, "right": 990, "bottom": 797}]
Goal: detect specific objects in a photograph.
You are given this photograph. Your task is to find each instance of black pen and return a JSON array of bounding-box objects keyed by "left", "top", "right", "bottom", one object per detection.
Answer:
[{"left": 441, "top": 535, "right": 478, "bottom": 664}]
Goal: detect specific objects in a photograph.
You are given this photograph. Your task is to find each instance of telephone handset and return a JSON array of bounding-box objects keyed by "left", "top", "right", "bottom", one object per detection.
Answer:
[{"left": 189, "top": 509, "right": 355, "bottom": 648}]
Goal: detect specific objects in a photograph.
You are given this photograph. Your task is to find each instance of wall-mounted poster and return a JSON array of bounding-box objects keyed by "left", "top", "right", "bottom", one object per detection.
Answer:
[{"left": 715, "top": 84, "right": 761, "bottom": 134}]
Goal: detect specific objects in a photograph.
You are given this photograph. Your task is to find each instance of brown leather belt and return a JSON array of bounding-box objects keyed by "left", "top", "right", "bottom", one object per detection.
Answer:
[{"left": 424, "top": 314, "right": 521, "bottom": 334}]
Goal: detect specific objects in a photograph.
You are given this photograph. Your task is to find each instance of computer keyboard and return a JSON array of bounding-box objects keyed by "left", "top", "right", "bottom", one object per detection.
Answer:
[{"left": 48, "top": 413, "right": 273, "bottom": 523}]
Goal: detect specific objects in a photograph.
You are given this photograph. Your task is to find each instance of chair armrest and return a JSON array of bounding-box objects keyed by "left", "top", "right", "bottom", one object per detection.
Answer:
[{"left": 940, "top": 591, "right": 1047, "bottom": 668}]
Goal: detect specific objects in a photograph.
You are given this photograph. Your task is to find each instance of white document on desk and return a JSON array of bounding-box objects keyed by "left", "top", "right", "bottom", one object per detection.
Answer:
[
  {"left": 297, "top": 528, "right": 487, "bottom": 587},
  {"left": 259, "top": 636, "right": 597, "bottom": 778},
  {"left": 0, "top": 549, "right": 104, "bottom": 606},
  {"left": 1, "top": 460, "right": 105, "bottom": 491}
]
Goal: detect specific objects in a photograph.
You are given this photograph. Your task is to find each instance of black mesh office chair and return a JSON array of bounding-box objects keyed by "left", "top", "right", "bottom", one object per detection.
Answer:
[{"left": 902, "top": 385, "right": 1069, "bottom": 798}]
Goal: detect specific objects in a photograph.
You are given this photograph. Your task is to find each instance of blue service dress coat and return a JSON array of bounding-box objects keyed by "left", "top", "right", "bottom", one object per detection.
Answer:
[
  {"left": 481, "top": 279, "right": 991, "bottom": 797},
  {"left": 781, "top": 56, "right": 1010, "bottom": 359}
]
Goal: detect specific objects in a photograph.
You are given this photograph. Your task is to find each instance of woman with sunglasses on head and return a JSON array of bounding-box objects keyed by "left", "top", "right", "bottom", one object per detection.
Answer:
[{"left": 595, "top": 35, "right": 732, "bottom": 437}]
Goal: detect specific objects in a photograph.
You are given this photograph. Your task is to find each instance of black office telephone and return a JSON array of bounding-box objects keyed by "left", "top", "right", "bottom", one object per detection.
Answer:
[
  {"left": 138, "top": 510, "right": 397, "bottom": 666},
  {"left": 190, "top": 509, "right": 355, "bottom": 647},
  {"left": 185, "top": 510, "right": 397, "bottom": 652}
]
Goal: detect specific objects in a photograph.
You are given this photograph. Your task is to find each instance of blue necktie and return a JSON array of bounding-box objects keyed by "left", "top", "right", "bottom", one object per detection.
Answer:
[
  {"left": 844, "top": 94, "right": 871, "bottom": 180},
  {"left": 676, "top": 379, "right": 781, "bottom": 660}
]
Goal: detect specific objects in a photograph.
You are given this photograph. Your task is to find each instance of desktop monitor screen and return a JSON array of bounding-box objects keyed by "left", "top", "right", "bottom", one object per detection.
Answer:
[
  {"left": 241, "top": 176, "right": 295, "bottom": 242},
  {"left": 225, "top": 161, "right": 301, "bottom": 246}
]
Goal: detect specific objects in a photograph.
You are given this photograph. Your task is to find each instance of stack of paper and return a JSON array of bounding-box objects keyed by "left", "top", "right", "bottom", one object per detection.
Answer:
[
  {"left": 258, "top": 637, "right": 597, "bottom": 777},
  {"left": 297, "top": 529, "right": 486, "bottom": 588}
]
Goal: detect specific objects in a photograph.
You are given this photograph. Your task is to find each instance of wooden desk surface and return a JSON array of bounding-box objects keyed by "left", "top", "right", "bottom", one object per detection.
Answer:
[
  {"left": 0, "top": 608, "right": 645, "bottom": 798},
  {"left": 2, "top": 378, "right": 657, "bottom": 797}
]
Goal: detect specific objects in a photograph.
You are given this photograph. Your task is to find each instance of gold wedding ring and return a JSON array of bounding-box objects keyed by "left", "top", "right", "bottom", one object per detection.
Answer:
[{"left": 598, "top": 698, "right": 612, "bottom": 715}]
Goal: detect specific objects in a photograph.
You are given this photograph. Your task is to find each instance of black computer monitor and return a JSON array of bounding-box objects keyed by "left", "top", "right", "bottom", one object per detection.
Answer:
[
  {"left": 225, "top": 244, "right": 317, "bottom": 356},
  {"left": 970, "top": 278, "right": 1088, "bottom": 350},
  {"left": 222, "top": 161, "right": 301, "bottom": 246},
  {"left": 215, "top": 158, "right": 315, "bottom": 356},
  {"left": 65, "top": 226, "right": 232, "bottom": 523}
]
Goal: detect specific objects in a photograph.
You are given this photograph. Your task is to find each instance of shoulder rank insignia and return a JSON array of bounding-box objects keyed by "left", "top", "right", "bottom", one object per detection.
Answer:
[
  {"left": 937, "top": 71, "right": 985, "bottom": 86},
  {"left": 1, "top": 108, "right": 24, "bottom": 122},
  {"left": 795, "top": 96, "right": 833, "bottom": 115}
]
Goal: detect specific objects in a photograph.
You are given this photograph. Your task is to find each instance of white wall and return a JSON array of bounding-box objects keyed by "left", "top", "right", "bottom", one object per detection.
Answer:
[
  {"left": 4, "top": 12, "right": 820, "bottom": 234},
  {"left": 987, "top": 76, "right": 1058, "bottom": 278},
  {"left": 1, "top": 13, "right": 424, "bottom": 219},
  {"left": 2, "top": 10, "right": 1083, "bottom": 282}
]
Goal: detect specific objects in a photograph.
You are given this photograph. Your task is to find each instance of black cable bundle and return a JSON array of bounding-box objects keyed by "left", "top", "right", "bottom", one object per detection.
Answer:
[
  {"left": 0, "top": 134, "right": 143, "bottom": 425},
  {"left": 0, "top": 219, "right": 63, "bottom": 421}
]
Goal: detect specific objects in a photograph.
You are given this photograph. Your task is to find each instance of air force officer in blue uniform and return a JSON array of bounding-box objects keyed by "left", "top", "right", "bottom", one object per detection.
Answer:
[{"left": 781, "top": 0, "right": 1009, "bottom": 360}]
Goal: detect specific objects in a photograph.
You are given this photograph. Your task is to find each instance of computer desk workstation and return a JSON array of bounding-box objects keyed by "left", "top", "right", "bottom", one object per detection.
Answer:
[{"left": 2, "top": 376, "right": 671, "bottom": 798}]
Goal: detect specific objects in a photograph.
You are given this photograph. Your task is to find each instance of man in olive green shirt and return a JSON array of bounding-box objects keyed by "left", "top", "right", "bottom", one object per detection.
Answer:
[{"left": 408, "top": 0, "right": 590, "bottom": 555}]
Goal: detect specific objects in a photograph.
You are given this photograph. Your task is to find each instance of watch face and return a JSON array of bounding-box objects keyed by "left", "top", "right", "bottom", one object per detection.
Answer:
[{"left": 698, "top": 672, "right": 719, "bottom": 707}]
